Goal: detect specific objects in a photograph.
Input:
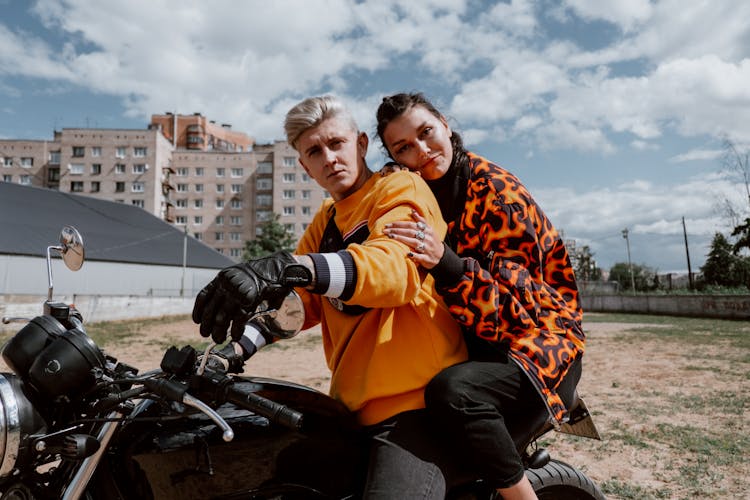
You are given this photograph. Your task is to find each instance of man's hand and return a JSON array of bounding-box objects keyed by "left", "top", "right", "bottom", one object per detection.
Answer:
[{"left": 192, "top": 251, "right": 311, "bottom": 343}]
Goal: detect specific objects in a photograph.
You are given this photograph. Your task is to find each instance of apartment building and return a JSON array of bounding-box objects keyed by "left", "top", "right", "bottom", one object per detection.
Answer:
[{"left": 0, "top": 114, "right": 326, "bottom": 260}]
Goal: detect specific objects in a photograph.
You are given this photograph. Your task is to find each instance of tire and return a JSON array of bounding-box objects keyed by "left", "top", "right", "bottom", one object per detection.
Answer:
[{"left": 526, "top": 459, "right": 605, "bottom": 500}]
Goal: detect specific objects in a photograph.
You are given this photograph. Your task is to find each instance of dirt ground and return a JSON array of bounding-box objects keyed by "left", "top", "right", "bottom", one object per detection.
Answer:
[{"left": 6, "top": 314, "right": 747, "bottom": 499}]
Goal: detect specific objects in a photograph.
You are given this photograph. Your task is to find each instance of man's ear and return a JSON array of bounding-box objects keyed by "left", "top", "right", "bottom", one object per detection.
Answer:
[{"left": 358, "top": 132, "right": 369, "bottom": 157}]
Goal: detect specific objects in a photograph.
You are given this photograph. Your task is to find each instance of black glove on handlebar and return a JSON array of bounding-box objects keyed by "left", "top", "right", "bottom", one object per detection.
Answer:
[{"left": 192, "top": 251, "right": 312, "bottom": 344}]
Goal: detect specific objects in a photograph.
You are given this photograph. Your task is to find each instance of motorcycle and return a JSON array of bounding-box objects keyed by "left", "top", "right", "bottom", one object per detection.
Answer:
[{"left": 0, "top": 226, "right": 604, "bottom": 499}]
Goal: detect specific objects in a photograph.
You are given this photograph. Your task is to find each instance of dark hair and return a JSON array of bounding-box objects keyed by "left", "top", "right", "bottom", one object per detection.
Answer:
[{"left": 375, "top": 92, "right": 467, "bottom": 168}]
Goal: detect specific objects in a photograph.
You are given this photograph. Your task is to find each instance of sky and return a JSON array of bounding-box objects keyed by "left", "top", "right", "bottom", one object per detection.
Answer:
[{"left": 2, "top": 0, "right": 750, "bottom": 274}]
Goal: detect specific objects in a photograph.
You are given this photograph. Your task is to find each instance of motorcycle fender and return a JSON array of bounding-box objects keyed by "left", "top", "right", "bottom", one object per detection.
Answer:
[{"left": 557, "top": 396, "right": 601, "bottom": 440}]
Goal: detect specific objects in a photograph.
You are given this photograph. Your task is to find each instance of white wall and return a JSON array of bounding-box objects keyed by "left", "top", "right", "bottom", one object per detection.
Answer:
[{"left": 0, "top": 255, "right": 219, "bottom": 296}]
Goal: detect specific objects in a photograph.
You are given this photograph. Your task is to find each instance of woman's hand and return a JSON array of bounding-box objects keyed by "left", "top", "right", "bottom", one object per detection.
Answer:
[{"left": 384, "top": 210, "right": 444, "bottom": 269}]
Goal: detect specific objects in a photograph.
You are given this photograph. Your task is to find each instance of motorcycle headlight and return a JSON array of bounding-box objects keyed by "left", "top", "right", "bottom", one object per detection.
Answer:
[
  {"left": 0, "top": 374, "right": 46, "bottom": 478},
  {"left": 28, "top": 328, "right": 105, "bottom": 400},
  {"left": 2, "top": 315, "right": 66, "bottom": 379}
]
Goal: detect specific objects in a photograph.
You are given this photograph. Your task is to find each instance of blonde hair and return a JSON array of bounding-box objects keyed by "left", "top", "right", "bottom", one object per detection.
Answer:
[{"left": 284, "top": 95, "right": 358, "bottom": 150}]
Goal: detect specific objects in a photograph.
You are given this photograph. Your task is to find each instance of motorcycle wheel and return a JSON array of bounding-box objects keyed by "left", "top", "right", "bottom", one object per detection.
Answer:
[{"left": 526, "top": 459, "right": 605, "bottom": 500}]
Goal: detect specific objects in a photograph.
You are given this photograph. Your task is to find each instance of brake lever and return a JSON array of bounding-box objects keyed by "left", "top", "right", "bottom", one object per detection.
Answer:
[
  {"left": 182, "top": 394, "right": 235, "bottom": 442},
  {"left": 196, "top": 342, "right": 216, "bottom": 376}
]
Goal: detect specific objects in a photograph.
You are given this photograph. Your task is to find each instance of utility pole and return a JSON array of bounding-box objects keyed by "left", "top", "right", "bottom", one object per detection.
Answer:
[
  {"left": 682, "top": 217, "right": 694, "bottom": 290},
  {"left": 180, "top": 225, "right": 188, "bottom": 297},
  {"left": 622, "top": 228, "right": 636, "bottom": 294}
]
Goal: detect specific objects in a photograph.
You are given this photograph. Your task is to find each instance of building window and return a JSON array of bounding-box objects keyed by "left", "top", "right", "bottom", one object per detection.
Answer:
[
  {"left": 69, "top": 164, "right": 85, "bottom": 175},
  {"left": 71, "top": 181, "right": 84, "bottom": 192},
  {"left": 256, "top": 211, "right": 271, "bottom": 222},
  {"left": 133, "top": 164, "right": 146, "bottom": 174},
  {"left": 176, "top": 183, "right": 188, "bottom": 192},
  {"left": 132, "top": 182, "right": 144, "bottom": 193},
  {"left": 20, "top": 157, "right": 33, "bottom": 168},
  {"left": 230, "top": 198, "right": 242, "bottom": 209},
  {"left": 283, "top": 156, "right": 296, "bottom": 167},
  {"left": 48, "top": 169, "right": 60, "bottom": 182},
  {"left": 49, "top": 151, "right": 60, "bottom": 164},
  {"left": 72, "top": 146, "right": 85, "bottom": 158},
  {"left": 216, "top": 167, "right": 225, "bottom": 177},
  {"left": 230, "top": 232, "right": 241, "bottom": 241},
  {"left": 215, "top": 232, "right": 225, "bottom": 241},
  {"left": 193, "top": 216, "right": 203, "bottom": 225},
  {"left": 91, "top": 164, "right": 101, "bottom": 175},
  {"left": 216, "top": 184, "right": 225, "bottom": 193},
  {"left": 90, "top": 181, "right": 100, "bottom": 192},
  {"left": 256, "top": 178, "right": 272, "bottom": 190},
  {"left": 215, "top": 215, "right": 224, "bottom": 225},
  {"left": 115, "top": 181, "right": 125, "bottom": 192},
  {"left": 115, "top": 147, "right": 127, "bottom": 158},
  {"left": 257, "top": 161, "right": 272, "bottom": 174},
  {"left": 302, "top": 190, "right": 311, "bottom": 199},
  {"left": 115, "top": 164, "right": 126, "bottom": 174},
  {"left": 230, "top": 216, "right": 242, "bottom": 225},
  {"left": 231, "top": 168, "right": 243, "bottom": 177},
  {"left": 284, "top": 223, "right": 295, "bottom": 232},
  {"left": 133, "top": 147, "right": 147, "bottom": 157},
  {"left": 283, "top": 189, "right": 295, "bottom": 199},
  {"left": 195, "top": 184, "right": 204, "bottom": 193},
  {"left": 177, "top": 167, "right": 188, "bottom": 176},
  {"left": 91, "top": 147, "right": 101, "bottom": 157},
  {"left": 216, "top": 199, "right": 225, "bottom": 209},
  {"left": 175, "top": 215, "right": 187, "bottom": 225},
  {"left": 301, "top": 173, "right": 310, "bottom": 183},
  {"left": 176, "top": 199, "right": 187, "bottom": 209},
  {"left": 302, "top": 206, "right": 311, "bottom": 215},
  {"left": 283, "top": 206, "right": 295, "bottom": 216},
  {"left": 194, "top": 232, "right": 202, "bottom": 241},
  {"left": 19, "top": 175, "right": 30, "bottom": 185},
  {"left": 256, "top": 194, "right": 272, "bottom": 207},
  {"left": 2, "top": 175, "right": 11, "bottom": 182},
  {"left": 282, "top": 173, "right": 295, "bottom": 183},
  {"left": 195, "top": 167, "right": 204, "bottom": 176},
  {"left": 3, "top": 157, "right": 12, "bottom": 167},
  {"left": 132, "top": 199, "right": 145, "bottom": 208},
  {"left": 230, "top": 248, "right": 242, "bottom": 258},
  {"left": 194, "top": 199, "right": 203, "bottom": 209},
  {"left": 231, "top": 184, "right": 242, "bottom": 193}
]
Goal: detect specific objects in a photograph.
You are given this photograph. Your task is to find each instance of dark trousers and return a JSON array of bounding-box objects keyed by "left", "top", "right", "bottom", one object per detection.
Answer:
[
  {"left": 424, "top": 351, "right": 582, "bottom": 489},
  {"left": 362, "top": 410, "right": 451, "bottom": 499}
]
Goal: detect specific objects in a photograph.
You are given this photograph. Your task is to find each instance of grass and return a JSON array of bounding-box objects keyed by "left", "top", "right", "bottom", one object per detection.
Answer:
[
  {"left": 84, "top": 314, "right": 192, "bottom": 347},
  {"left": 579, "top": 312, "right": 750, "bottom": 499}
]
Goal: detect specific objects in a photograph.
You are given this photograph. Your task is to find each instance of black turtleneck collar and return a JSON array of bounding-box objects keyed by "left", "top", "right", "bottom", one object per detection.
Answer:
[{"left": 425, "top": 151, "right": 471, "bottom": 226}]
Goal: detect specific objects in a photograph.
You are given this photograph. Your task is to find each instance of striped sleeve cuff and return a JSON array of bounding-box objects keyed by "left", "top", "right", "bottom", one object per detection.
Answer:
[
  {"left": 307, "top": 251, "right": 357, "bottom": 300},
  {"left": 237, "top": 322, "right": 270, "bottom": 359}
]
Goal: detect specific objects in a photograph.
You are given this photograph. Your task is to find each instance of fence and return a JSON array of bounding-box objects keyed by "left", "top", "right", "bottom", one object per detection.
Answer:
[{"left": 581, "top": 293, "right": 750, "bottom": 320}]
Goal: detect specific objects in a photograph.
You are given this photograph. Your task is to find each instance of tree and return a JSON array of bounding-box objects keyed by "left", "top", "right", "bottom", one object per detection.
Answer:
[
  {"left": 572, "top": 244, "right": 602, "bottom": 281},
  {"left": 701, "top": 233, "right": 739, "bottom": 287},
  {"left": 718, "top": 138, "right": 750, "bottom": 228},
  {"left": 608, "top": 262, "right": 657, "bottom": 292},
  {"left": 730, "top": 217, "right": 750, "bottom": 255},
  {"left": 243, "top": 213, "right": 296, "bottom": 260}
]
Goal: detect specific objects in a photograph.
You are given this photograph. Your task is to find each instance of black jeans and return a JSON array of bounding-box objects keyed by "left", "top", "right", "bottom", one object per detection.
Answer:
[
  {"left": 362, "top": 410, "right": 452, "bottom": 499},
  {"left": 424, "top": 351, "right": 583, "bottom": 489}
]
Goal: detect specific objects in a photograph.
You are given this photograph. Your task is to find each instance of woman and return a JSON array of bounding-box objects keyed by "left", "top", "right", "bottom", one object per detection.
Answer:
[{"left": 377, "top": 93, "right": 585, "bottom": 500}]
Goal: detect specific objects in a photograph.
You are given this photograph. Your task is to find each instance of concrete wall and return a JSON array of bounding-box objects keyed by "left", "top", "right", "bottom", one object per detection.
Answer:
[
  {"left": 0, "top": 255, "right": 218, "bottom": 296},
  {"left": 1, "top": 294, "right": 194, "bottom": 331},
  {"left": 582, "top": 294, "right": 750, "bottom": 320}
]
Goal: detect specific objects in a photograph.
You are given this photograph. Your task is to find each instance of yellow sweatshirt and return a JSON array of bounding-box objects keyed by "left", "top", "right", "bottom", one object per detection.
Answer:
[{"left": 295, "top": 171, "right": 467, "bottom": 425}]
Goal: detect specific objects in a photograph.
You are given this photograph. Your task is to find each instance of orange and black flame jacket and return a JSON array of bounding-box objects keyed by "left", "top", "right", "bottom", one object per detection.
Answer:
[{"left": 430, "top": 152, "right": 584, "bottom": 424}]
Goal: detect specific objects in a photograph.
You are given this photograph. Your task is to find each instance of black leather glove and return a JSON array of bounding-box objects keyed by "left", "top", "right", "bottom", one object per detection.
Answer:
[
  {"left": 205, "top": 343, "right": 245, "bottom": 374},
  {"left": 192, "top": 251, "right": 312, "bottom": 344}
]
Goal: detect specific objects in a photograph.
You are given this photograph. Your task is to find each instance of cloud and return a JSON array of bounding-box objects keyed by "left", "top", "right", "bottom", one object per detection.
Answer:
[{"left": 669, "top": 148, "right": 723, "bottom": 163}]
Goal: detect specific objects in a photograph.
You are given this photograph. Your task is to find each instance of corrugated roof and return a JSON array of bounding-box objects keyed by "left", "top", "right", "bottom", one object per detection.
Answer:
[{"left": 0, "top": 182, "right": 234, "bottom": 269}]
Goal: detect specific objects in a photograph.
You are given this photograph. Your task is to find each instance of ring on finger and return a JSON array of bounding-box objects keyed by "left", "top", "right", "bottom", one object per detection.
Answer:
[
  {"left": 416, "top": 242, "right": 426, "bottom": 252},
  {"left": 416, "top": 221, "right": 427, "bottom": 231},
  {"left": 415, "top": 230, "right": 425, "bottom": 240}
]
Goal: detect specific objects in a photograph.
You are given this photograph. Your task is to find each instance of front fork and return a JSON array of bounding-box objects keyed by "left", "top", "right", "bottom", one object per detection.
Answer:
[{"left": 61, "top": 412, "right": 122, "bottom": 500}]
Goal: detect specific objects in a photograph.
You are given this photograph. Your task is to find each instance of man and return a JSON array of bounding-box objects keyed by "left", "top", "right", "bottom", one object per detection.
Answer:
[{"left": 192, "top": 95, "right": 467, "bottom": 498}]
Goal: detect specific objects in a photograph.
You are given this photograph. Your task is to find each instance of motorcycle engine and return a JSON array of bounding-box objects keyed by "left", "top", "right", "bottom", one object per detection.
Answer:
[{"left": 0, "top": 374, "right": 47, "bottom": 478}]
